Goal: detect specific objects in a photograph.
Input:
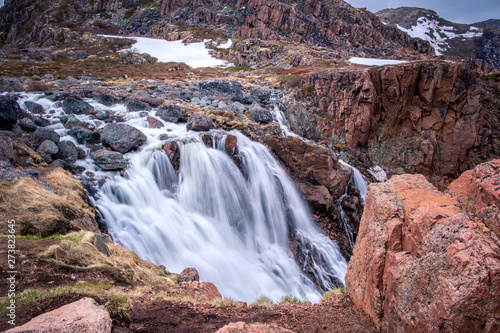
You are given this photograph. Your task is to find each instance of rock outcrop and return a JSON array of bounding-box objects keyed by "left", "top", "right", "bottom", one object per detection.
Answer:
[
  {"left": 5, "top": 298, "right": 112, "bottom": 333},
  {"left": 345, "top": 160, "right": 500, "bottom": 332},
  {"left": 283, "top": 60, "right": 500, "bottom": 186},
  {"left": 216, "top": 322, "right": 294, "bottom": 333}
]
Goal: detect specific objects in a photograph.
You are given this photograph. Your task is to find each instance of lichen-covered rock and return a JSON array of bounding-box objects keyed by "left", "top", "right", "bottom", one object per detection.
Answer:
[
  {"left": 166, "top": 281, "right": 222, "bottom": 302},
  {"left": 249, "top": 102, "right": 273, "bottom": 124},
  {"left": 157, "top": 104, "right": 184, "bottom": 123},
  {"left": 345, "top": 169, "right": 500, "bottom": 332},
  {"left": 101, "top": 123, "right": 147, "bottom": 154},
  {"left": 4, "top": 297, "right": 111, "bottom": 333}
]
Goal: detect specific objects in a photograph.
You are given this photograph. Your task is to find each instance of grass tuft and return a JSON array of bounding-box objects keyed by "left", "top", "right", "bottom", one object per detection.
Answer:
[{"left": 320, "top": 288, "right": 344, "bottom": 303}]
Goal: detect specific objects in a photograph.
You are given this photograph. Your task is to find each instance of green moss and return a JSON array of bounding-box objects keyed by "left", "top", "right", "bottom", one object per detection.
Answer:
[
  {"left": 320, "top": 288, "right": 344, "bottom": 303},
  {"left": 482, "top": 73, "right": 500, "bottom": 82},
  {"left": 124, "top": 9, "right": 137, "bottom": 19},
  {"left": 280, "top": 296, "right": 307, "bottom": 305}
]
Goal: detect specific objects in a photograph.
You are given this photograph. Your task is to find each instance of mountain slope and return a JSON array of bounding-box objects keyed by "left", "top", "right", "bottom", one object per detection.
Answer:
[
  {"left": 0, "top": 0, "right": 433, "bottom": 60},
  {"left": 376, "top": 7, "right": 500, "bottom": 67}
]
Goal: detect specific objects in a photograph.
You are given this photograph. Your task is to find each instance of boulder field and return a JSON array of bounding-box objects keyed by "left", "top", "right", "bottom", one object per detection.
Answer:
[{"left": 346, "top": 159, "right": 500, "bottom": 332}]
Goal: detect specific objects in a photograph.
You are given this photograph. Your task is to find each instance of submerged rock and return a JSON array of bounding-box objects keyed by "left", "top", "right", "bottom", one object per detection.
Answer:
[{"left": 101, "top": 124, "right": 147, "bottom": 154}]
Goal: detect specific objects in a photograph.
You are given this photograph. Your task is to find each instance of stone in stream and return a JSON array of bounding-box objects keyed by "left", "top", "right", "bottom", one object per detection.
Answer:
[
  {"left": 95, "top": 93, "right": 116, "bottom": 106},
  {"left": 91, "top": 149, "right": 127, "bottom": 171},
  {"left": 19, "top": 118, "right": 37, "bottom": 132},
  {"left": 101, "top": 123, "right": 147, "bottom": 154},
  {"left": 56, "top": 141, "right": 79, "bottom": 164},
  {"left": 249, "top": 102, "right": 273, "bottom": 123},
  {"left": 68, "top": 127, "right": 101, "bottom": 144},
  {"left": 125, "top": 98, "right": 151, "bottom": 112},
  {"left": 157, "top": 104, "right": 184, "bottom": 123},
  {"left": 32, "top": 127, "right": 60, "bottom": 148},
  {"left": 62, "top": 97, "right": 94, "bottom": 115},
  {"left": 23, "top": 101, "right": 44, "bottom": 114},
  {"left": 37, "top": 139, "right": 58, "bottom": 163},
  {"left": 186, "top": 112, "right": 214, "bottom": 131}
]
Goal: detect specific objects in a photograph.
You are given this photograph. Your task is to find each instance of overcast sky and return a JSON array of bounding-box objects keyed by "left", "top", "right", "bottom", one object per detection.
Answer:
[
  {"left": 0, "top": 0, "right": 498, "bottom": 23},
  {"left": 344, "top": 0, "right": 500, "bottom": 24}
]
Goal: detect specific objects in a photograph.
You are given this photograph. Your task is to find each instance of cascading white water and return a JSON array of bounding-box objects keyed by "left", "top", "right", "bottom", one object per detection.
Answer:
[
  {"left": 96, "top": 130, "right": 347, "bottom": 303},
  {"left": 14, "top": 92, "right": 348, "bottom": 303},
  {"left": 338, "top": 160, "right": 368, "bottom": 204}
]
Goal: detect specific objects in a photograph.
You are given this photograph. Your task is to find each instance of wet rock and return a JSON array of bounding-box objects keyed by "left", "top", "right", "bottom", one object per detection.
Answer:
[
  {"left": 76, "top": 147, "right": 86, "bottom": 160},
  {"left": 296, "top": 182, "right": 332, "bottom": 212},
  {"left": 186, "top": 112, "right": 214, "bottom": 131},
  {"left": 216, "top": 322, "right": 294, "bottom": 333},
  {"left": 50, "top": 159, "right": 70, "bottom": 170},
  {"left": 91, "top": 149, "right": 127, "bottom": 171},
  {"left": 101, "top": 123, "right": 147, "bottom": 154},
  {"left": 62, "top": 97, "right": 93, "bottom": 115},
  {"left": 68, "top": 127, "right": 101, "bottom": 144},
  {"left": 96, "top": 112, "right": 109, "bottom": 120},
  {"left": 56, "top": 141, "right": 79, "bottom": 164},
  {"left": 23, "top": 101, "right": 44, "bottom": 114},
  {"left": 249, "top": 102, "right": 272, "bottom": 123},
  {"left": 162, "top": 141, "right": 180, "bottom": 171},
  {"left": 63, "top": 115, "right": 84, "bottom": 128},
  {"left": 126, "top": 98, "right": 151, "bottom": 112},
  {"left": 19, "top": 118, "right": 37, "bottom": 132},
  {"left": 157, "top": 104, "right": 184, "bottom": 123},
  {"left": 266, "top": 136, "right": 352, "bottom": 202},
  {"left": 251, "top": 88, "right": 271, "bottom": 102},
  {"left": 224, "top": 134, "right": 238, "bottom": 155},
  {"left": 178, "top": 267, "right": 200, "bottom": 283},
  {"left": 33, "top": 117, "right": 50, "bottom": 127},
  {"left": 93, "top": 234, "right": 111, "bottom": 257},
  {"left": 0, "top": 95, "right": 22, "bottom": 130},
  {"left": 95, "top": 93, "right": 116, "bottom": 106},
  {"left": 146, "top": 116, "right": 164, "bottom": 129},
  {"left": 0, "top": 135, "right": 14, "bottom": 163},
  {"left": 4, "top": 297, "right": 111, "bottom": 333},
  {"left": 32, "top": 127, "right": 60, "bottom": 148},
  {"left": 345, "top": 172, "right": 500, "bottom": 332}
]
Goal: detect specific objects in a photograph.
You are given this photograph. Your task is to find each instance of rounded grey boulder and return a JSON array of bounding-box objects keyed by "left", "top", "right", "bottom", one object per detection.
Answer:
[{"left": 101, "top": 123, "right": 147, "bottom": 153}]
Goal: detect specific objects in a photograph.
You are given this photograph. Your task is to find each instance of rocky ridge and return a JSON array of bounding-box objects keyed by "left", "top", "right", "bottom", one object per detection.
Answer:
[
  {"left": 281, "top": 59, "right": 500, "bottom": 187},
  {"left": 376, "top": 7, "right": 500, "bottom": 67}
]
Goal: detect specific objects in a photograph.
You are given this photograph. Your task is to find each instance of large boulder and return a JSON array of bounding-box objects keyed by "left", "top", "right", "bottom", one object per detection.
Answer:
[
  {"left": 186, "top": 113, "right": 214, "bottom": 131},
  {"left": 166, "top": 281, "right": 222, "bottom": 302},
  {"left": 56, "top": 141, "right": 79, "bottom": 164},
  {"left": 31, "top": 127, "right": 60, "bottom": 148},
  {"left": 36, "top": 139, "right": 58, "bottom": 163},
  {"left": 68, "top": 127, "right": 101, "bottom": 144},
  {"left": 125, "top": 98, "right": 151, "bottom": 112},
  {"left": 5, "top": 297, "right": 111, "bottom": 333},
  {"left": 156, "top": 104, "right": 184, "bottom": 123},
  {"left": 62, "top": 97, "right": 94, "bottom": 115},
  {"left": 249, "top": 102, "right": 273, "bottom": 124},
  {"left": 345, "top": 167, "right": 500, "bottom": 332},
  {"left": 198, "top": 80, "right": 244, "bottom": 102},
  {"left": 101, "top": 123, "right": 147, "bottom": 153},
  {"left": 0, "top": 95, "right": 22, "bottom": 130},
  {"left": 91, "top": 149, "right": 127, "bottom": 171}
]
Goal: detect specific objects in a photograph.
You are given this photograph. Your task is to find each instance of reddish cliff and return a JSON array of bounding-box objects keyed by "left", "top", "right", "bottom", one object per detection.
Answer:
[
  {"left": 345, "top": 159, "right": 500, "bottom": 332},
  {"left": 283, "top": 60, "right": 499, "bottom": 185}
]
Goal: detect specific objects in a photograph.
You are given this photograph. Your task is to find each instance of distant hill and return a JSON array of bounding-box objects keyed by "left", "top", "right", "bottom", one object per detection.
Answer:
[{"left": 376, "top": 7, "right": 500, "bottom": 67}]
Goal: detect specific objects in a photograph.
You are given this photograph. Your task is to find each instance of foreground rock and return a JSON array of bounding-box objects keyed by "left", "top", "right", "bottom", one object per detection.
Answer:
[
  {"left": 62, "top": 97, "right": 94, "bottom": 115},
  {"left": 0, "top": 95, "right": 22, "bottom": 130},
  {"left": 216, "top": 322, "right": 294, "bottom": 333},
  {"left": 345, "top": 161, "right": 500, "bottom": 332},
  {"left": 101, "top": 124, "right": 147, "bottom": 153},
  {"left": 91, "top": 149, "right": 127, "bottom": 171},
  {"left": 166, "top": 281, "right": 222, "bottom": 302},
  {"left": 5, "top": 298, "right": 111, "bottom": 333}
]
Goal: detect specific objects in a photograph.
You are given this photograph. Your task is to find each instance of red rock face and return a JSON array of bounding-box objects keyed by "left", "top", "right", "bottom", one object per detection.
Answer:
[
  {"left": 345, "top": 160, "right": 500, "bottom": 332},
  {"left": 286, "top": 60, "right": 500, "bottom": 185},
  {"left": 265, "top": 136, "right": 352, "bottom": 212}
]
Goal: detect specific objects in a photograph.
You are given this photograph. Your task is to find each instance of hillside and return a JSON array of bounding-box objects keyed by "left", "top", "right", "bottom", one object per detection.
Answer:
[{"left": 377, "top": 7, "right": 500, "bottom": 67}]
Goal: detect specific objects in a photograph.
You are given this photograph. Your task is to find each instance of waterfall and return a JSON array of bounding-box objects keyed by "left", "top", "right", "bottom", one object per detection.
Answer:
[
  {"left": 96, "top": 131, "right": 347, "bottom": 303},
  {"left": 338, "top": 160, "right": 368, "bottom": 204}
]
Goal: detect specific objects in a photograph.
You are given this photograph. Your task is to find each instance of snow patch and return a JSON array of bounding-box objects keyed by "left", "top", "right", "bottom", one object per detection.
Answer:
[
  {"left": 348, "top": 57, "right": 407, "bottom": 66},
  {"left": 396, "top": 17, "right": 483, "bottom": 56},
  {"left": 100, "top": 35, "right": 233, "bottom": 68}
]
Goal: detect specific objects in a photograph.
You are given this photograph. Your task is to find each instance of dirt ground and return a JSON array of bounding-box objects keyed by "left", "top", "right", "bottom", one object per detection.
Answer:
[{"left": 0, "top": 238, "right": 377, "bottom": 333}]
